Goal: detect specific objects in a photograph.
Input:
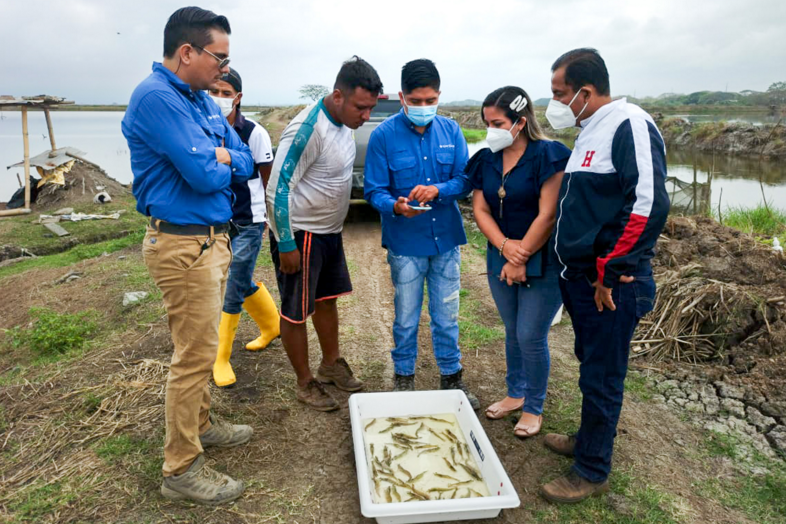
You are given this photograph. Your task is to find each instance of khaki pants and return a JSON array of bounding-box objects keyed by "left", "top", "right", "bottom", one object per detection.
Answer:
[{"left": 142, "top": 225, "right": 232, "bottom": 476}]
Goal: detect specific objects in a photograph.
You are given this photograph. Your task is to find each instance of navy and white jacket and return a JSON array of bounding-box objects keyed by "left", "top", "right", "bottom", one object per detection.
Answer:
[{"left": 554, "top": 98, "right": 669, "bottom": 288}]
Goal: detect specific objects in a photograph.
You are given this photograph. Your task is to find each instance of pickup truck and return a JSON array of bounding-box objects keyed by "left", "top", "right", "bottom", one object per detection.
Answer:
[{"left": 351, "top": 93, "right": 402, "bottom": 199}]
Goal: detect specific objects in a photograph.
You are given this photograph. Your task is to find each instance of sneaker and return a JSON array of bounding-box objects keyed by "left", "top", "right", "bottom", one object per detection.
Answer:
[
  {"left": 440, "top": 369, "right": 480, "bottom": 410},
  {"left": 316, "top": 357, "right": 363, "bottom": 392},
  {"left": 297, "top": 379, "right": 340, "bottom": 411},
  {"left": 160, "top": 454, "right": 245, "bottom": 505},
  {"left": 540, "top": 471, "right": 609, "bottom": 504},
  {"left": 393, "top": 374, "right": 415, "bottom": 392},
  {"left": 543, "top": 433, "right": 576, "bottom": 457},
  {"left": 199, "top": 413, "right": 253, "bottom": 449}
]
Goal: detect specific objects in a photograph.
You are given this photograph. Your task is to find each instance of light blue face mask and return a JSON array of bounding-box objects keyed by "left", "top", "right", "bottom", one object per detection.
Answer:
[{"left": 402, "top": 97, "right": 438, "bottom": 127}]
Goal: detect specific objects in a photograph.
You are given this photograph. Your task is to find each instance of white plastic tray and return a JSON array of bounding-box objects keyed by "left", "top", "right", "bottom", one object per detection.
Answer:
[{"left": 349, "top": 390, "right": 520, "bottom": 524}]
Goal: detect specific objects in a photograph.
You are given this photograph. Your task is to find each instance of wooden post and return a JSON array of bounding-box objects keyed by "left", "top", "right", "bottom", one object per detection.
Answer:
[
  {"left": 21, "top": 105, "right": 31, "bottom": 210},
  {"left": 44, "top": 106, "right": 57, "bottom": 151}
]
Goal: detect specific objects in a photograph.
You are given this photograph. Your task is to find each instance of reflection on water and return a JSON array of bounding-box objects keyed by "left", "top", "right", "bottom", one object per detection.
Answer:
[
  {"left": 2, "top": 112, "right": 785, "bottom": 213},
  {"left": 666, "top": 113, "right": 782, "bottom": 126},
  {"left": 468, "top": 139, "right": 786, "bottom": 213},
  {"left": 0, "top": 111, "right": 130, "bottom": 202},
  {"left": 0, "top": 110, "right": 262, "bottom": 202}
]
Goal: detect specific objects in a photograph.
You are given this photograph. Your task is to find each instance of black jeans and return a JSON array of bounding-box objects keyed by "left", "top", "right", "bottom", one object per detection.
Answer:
[{"left": 559, "top": 270, "right": 655, "bottom": 482}]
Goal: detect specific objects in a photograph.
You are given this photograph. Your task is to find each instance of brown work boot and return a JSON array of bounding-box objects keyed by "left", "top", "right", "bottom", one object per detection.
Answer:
[
  {"left": 316, "top": 357, "right": 364, "bottom": 392},
  {"left": 540, "top": 471, "right": 609, "bottom": 504},
  {"left": 160, "top": 454, "right": 245, "bottom": 505},
  {"left": 199, "top": 413, "right": 253, "bottom": 449},
  {"left": 297, "top": 379, "right": 340, "bottom": 411},
  {"left": 544, "top": 433, "right": 576, "bottom": 457}
]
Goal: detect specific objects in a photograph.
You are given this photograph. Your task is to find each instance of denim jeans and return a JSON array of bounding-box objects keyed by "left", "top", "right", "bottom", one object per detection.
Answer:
[
  {"left": 560, "top": 268, "right": 656, "bottom": 483},
  {"left": 487, "top": 259, "right": 562, "bottom": 416},
  {"left": 223, "top": 222, "right": 265, "bottom": 314},
  {"left": 387, "top": 246, "right": 462, "bottom": 376}
]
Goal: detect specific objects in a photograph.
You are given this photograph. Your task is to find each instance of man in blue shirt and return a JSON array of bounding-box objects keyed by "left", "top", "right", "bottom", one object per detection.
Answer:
[
  {"left": 122, "top": 6, "right": 254, "bottom": 506},
  {"left": 364, "top": 59, "right": 478, "bottom": 409}
]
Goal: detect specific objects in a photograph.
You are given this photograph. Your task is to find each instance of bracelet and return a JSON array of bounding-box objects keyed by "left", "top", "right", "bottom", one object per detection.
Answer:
[{"left": 498, "top": 238, "right": 509, "bottom": 256}]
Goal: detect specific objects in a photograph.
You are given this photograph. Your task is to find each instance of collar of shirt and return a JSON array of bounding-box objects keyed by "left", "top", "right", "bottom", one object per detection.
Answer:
[
  {"left": 233, "top": 110, "right": 247, "bottom": 131},
  {"left": 485, "top": 141, "right": 540, "bottom": 175},
  {"left": 151, "top": 62, "right": 195, "bottom": 96},
  {"left": 319, "top": 98, "right": 343, "bottom": 127},
  {"left": 579, "top": 97, "right": 626, "bottom": 129}
]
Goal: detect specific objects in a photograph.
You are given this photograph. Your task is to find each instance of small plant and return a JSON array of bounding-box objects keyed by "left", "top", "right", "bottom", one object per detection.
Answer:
[
  {"left": 10, "top": 307, "right": 97, "bottom": 357},
  {"left": 721, "top": 205, "right": 786, "bottom": 237},
  {"left": 461, "top": 128, "right": 486, "bottom": 143}
]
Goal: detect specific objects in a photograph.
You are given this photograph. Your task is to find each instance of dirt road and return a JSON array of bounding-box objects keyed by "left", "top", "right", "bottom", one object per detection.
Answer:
[{"left": 0, "top": 210, "right": 780, "bottom": 523}]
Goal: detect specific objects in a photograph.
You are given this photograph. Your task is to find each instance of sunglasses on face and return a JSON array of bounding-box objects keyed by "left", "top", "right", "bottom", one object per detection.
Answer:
[{"left": 190, "top": 43, "right": 230, "bottom": 69}]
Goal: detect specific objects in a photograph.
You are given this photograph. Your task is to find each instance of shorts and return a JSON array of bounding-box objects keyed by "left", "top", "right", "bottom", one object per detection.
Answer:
[{"left": 270, "top": 230, "right": 352, "bottom": 323}]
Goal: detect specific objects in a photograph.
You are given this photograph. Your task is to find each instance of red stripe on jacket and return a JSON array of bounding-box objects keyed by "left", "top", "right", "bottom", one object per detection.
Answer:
[{"left": 596, "top": 213, "right": 649, "bottom": 285}]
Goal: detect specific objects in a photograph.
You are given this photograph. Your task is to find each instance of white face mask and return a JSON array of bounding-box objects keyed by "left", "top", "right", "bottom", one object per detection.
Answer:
[
  {"left": 486, "top": 119, "right": 521, "bottom": 153},
  {"left": 545, "top": 89, "right": 588, "bottom": 129},
  {"left": 210, "top": 94, "right": 236, "bottom": 118}
]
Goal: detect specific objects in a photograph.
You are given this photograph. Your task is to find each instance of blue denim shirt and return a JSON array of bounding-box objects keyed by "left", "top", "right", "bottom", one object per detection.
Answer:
[
  {"left": 122, "top": 62, "right": 254, "bottom": 226},
  {"left": 364, "top": 110, "right": 470, "bottom": 256}
]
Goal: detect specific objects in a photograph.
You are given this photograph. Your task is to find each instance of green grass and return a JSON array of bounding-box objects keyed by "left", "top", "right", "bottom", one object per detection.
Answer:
[
  {"left": 8, "top": 481, "right": 78, "bottom": 522},
  {"left": 720, "top": 204, "right": 786, "bottom": 237},
  {"left": 534, "top": 467, "right": 680, "bottom": 523},
  {"left": 696, "top": 431, "right": 786, "bottom": 523},
  {"left": 0, "top": 199, "right": 146, "bottom": 256},
  {"left": 7, "top": 307, "right": 97, "bottom": 359},
  {"left": 458, "top": 291, "right": 504, "bottom": 351},
  {"left": 624, "top": 372, "right": 653, "bottom": 401},
  {"left": 0, "top": 229, "right": 144, "bottom": 279},
  {"left": 465, "top": 229, "right": 487, "bottom": 256},
  {"left": 461, "top": 128, "right": 486, "bottom": 143},
  {"left": 95, "top": 434, "right": 161, "bottom": 482}
]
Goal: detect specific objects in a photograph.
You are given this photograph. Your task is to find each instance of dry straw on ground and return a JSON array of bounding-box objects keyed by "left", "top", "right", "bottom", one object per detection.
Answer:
[{"left": 0, "top": 353, "right": 168, "bottom": 509}]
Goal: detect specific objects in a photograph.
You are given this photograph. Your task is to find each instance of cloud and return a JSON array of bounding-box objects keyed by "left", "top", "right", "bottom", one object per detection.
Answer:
[{"left": 0, "top": 0, "right": 783, "bottom": 104}]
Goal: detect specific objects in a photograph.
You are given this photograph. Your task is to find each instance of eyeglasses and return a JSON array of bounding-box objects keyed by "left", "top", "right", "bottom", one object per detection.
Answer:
[{"left": 190, "top": 43, "right": 230, "bottom": 69}]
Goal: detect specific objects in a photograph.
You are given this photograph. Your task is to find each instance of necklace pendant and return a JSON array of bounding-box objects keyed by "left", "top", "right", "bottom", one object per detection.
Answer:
[{"left": 497, "top": 186, "right": 506, "bottom": 199}]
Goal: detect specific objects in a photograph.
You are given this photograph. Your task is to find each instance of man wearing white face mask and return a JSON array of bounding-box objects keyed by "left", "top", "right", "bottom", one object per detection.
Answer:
[
  {"left": 208, "top": 68, "right": 280, "bottom": 388},
  {"left": 364, "top": 59, "right": 477, "bottom": 407},
  {"left": 539, "top": 48, "right": 669, "bottom": 504}
]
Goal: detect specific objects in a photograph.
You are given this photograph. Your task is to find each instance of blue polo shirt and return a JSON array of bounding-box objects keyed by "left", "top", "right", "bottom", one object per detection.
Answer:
[
  {"left": 364, "top": 110, "right": 471, "bottom": 256},
  {"left": 122, "top": 62, "right": 254, "bottom": 226}
]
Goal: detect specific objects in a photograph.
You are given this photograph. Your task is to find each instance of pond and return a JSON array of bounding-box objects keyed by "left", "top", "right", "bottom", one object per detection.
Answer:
[{"left": 2, "top": 110, "right": 784, "bottom": 213}]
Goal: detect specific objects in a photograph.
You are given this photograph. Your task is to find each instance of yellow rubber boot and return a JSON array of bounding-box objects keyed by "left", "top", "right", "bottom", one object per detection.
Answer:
[
  {"left": 243, "top": 282, "right": 281, "bottom": 351},
  {"left": 213, "top": 312, "right": 240, "bottom": 387}
]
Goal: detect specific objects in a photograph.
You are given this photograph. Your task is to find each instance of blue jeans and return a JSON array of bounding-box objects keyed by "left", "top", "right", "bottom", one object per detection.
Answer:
[
  {"left": 223, "top": 222, "right": 266, "bottom": 314},
  {"left": 560, "top": 269, "right": 656, "bottom": 483},
  {"left": 487, "top": 259, "right": 562, "bottom": 416},
  {"left": 388, "top": 246, "right": 462, "bottom": 376}
]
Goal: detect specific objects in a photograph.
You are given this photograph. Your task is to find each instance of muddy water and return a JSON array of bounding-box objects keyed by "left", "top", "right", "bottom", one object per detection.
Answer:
[
  {"left": 0, "top": 110, "right": 258, "bottom": 202},
  {"left": 363, "top": 414, "right": 489, "bottom": 503},
  {"left": 467, "top": 139, "right": 786, "bottom": 212}
]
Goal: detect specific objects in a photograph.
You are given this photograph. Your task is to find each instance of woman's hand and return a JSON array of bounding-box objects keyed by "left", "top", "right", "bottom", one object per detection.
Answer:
[
  {"left": 500, "top": 262, "right": 527, "bottom": 286},
  {"left": 502, "top": 239, "right": 524, "bottom": 264}
]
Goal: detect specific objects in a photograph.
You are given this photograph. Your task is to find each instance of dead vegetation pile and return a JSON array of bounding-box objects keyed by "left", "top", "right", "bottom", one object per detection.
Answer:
[{"left": 633, "top": 216, "right": 786, "bottom": 362}]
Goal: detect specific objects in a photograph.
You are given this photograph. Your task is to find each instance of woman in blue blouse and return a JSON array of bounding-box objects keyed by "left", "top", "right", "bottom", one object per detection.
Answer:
[{"left": 468, "top": 86, "right": 571, "bottom": 438}]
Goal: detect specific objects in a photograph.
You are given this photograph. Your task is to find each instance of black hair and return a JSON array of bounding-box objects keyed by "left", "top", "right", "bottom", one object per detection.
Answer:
[
  {"left": 482, "top": 86, "right": 547, "bottom": 142},
  {"left": 401, "top": 59, "right": 440, "bottom": 94},
  {"left": 334, "top": 56, "right": 384, "bottom": 96},
  {"left": 551, "top": 48, "right": 610, "bottom": 96},
  {"left": 163, "top": 6, "right": 231, "bottom": 59}
]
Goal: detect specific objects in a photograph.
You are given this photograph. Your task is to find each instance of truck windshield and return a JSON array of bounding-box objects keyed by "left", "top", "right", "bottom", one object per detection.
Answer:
[{"left": 371, "top": 99, "right": 402, "bottom": 119}]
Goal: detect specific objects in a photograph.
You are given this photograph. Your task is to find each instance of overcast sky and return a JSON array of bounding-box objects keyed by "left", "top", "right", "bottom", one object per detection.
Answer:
[{"left": 1, "top": 0, "right": 784, "bottom": 106}]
